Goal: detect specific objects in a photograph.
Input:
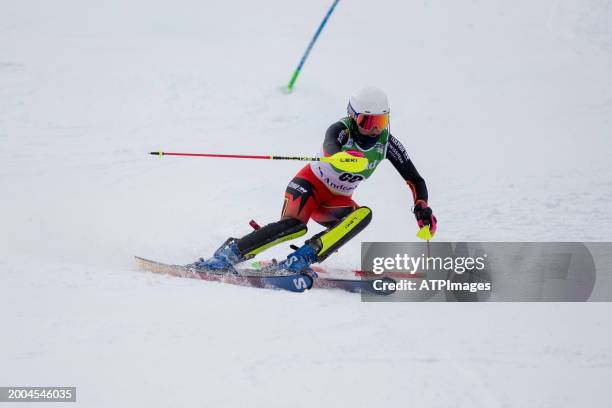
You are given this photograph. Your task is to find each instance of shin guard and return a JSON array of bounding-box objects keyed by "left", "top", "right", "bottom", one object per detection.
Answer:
[
  {"left": 306, "top": 206, "right": 372, "bottom": 262},
  {"left": 237, "top": 218, "right": 308, "bottom": 259}
]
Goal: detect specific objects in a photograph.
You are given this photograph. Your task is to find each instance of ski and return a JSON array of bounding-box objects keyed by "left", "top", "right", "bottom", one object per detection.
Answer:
[
  {"left": 135, "top": 256, "right": 395, "bottom": 295},
  {"left": 135, "top": 256, "right": 313, "bottom": 293}
]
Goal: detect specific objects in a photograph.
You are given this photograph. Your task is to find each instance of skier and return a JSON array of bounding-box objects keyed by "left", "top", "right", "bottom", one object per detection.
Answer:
[{"left": 194, "top": 87, "right": 437, "bottom": 276}]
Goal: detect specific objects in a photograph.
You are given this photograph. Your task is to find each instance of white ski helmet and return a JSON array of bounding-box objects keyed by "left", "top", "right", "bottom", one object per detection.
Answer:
[
  {"left": 347, "top": 87, "right": 390, "bottom": 138},
  {"left": 348, "top": 86, "right": 390, "bottom": 115}
]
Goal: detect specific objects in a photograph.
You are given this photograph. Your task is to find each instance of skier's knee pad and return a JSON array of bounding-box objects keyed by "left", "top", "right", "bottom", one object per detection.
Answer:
[
  {"left": 306, "top": 206, "right": 372, "bottom": 262},
  {"left": 237, "top": 218, "right": 307, "bottom": 258}
]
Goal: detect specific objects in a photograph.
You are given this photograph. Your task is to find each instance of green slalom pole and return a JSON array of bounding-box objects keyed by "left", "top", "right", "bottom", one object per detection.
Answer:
[{"left": 287, "top": 0, "right": 341, "bottom": 92}]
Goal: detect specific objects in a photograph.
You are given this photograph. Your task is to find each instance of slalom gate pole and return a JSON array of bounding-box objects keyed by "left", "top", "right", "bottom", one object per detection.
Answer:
[{"left": 286, "top": 0, "right": 341, "bottom": 92}]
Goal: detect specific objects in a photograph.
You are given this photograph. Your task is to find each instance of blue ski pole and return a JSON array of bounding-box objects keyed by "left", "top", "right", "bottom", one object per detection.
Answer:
[{"left": 287, "top": 0, "right": 340, "bottom": 92}]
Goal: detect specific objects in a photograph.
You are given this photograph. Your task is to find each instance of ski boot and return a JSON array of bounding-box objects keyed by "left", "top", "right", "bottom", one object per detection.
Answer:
[
  {"left": 274, "top": 243, "right": 319, "bottom": 278},
  {"left": 192, "top": 238, "right": 245, "bottom": 274}
]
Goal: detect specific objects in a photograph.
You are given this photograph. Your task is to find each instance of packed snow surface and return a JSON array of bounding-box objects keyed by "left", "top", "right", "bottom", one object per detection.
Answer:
[{"left": 1, "top": 0, "right": 611, "bottom": 406}]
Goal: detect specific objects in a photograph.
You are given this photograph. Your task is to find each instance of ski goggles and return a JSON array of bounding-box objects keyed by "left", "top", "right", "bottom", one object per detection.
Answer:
[
  {"left": 355, "top": 113, "right": 389, "bottom": 132},
  {"left": 348, "top": 102, "right": 389, "bottom": 133}
]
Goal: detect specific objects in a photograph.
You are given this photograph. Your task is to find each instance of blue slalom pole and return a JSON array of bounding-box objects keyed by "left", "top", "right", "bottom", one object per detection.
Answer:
[{"left": 287, "top": 0, "right": 340, "bottom": 92}]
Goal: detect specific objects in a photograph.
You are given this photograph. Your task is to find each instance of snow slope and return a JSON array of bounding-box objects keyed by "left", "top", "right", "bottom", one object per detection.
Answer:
[{"left": 1, "top": 0, "right": 611, "bottom": 406}]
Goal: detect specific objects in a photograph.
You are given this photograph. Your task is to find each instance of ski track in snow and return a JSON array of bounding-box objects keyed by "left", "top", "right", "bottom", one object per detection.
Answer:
[{"left": 1, "top": 0, "right": 612, "bottom": 407}]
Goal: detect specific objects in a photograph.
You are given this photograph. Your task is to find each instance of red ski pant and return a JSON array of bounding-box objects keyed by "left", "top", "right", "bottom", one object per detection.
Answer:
[{"left": 281, "top": 165, "right": 358, "bottom": 228}]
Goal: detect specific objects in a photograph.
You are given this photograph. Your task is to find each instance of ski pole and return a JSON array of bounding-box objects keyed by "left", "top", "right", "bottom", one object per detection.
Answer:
[
  {"left": 286, "top": 0, "right": 341, "bottom": 92},
  {"left": 150, "top": 150, "right": 368, "bottom": 172}
]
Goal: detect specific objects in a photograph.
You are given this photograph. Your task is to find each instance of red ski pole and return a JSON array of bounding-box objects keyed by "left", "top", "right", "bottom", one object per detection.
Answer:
[
  {"left": 149, "top": 151, "right": 368, "bottom": 172},
  {"left": 150, "top": 151, "right": 311, "bottom": 161}
]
